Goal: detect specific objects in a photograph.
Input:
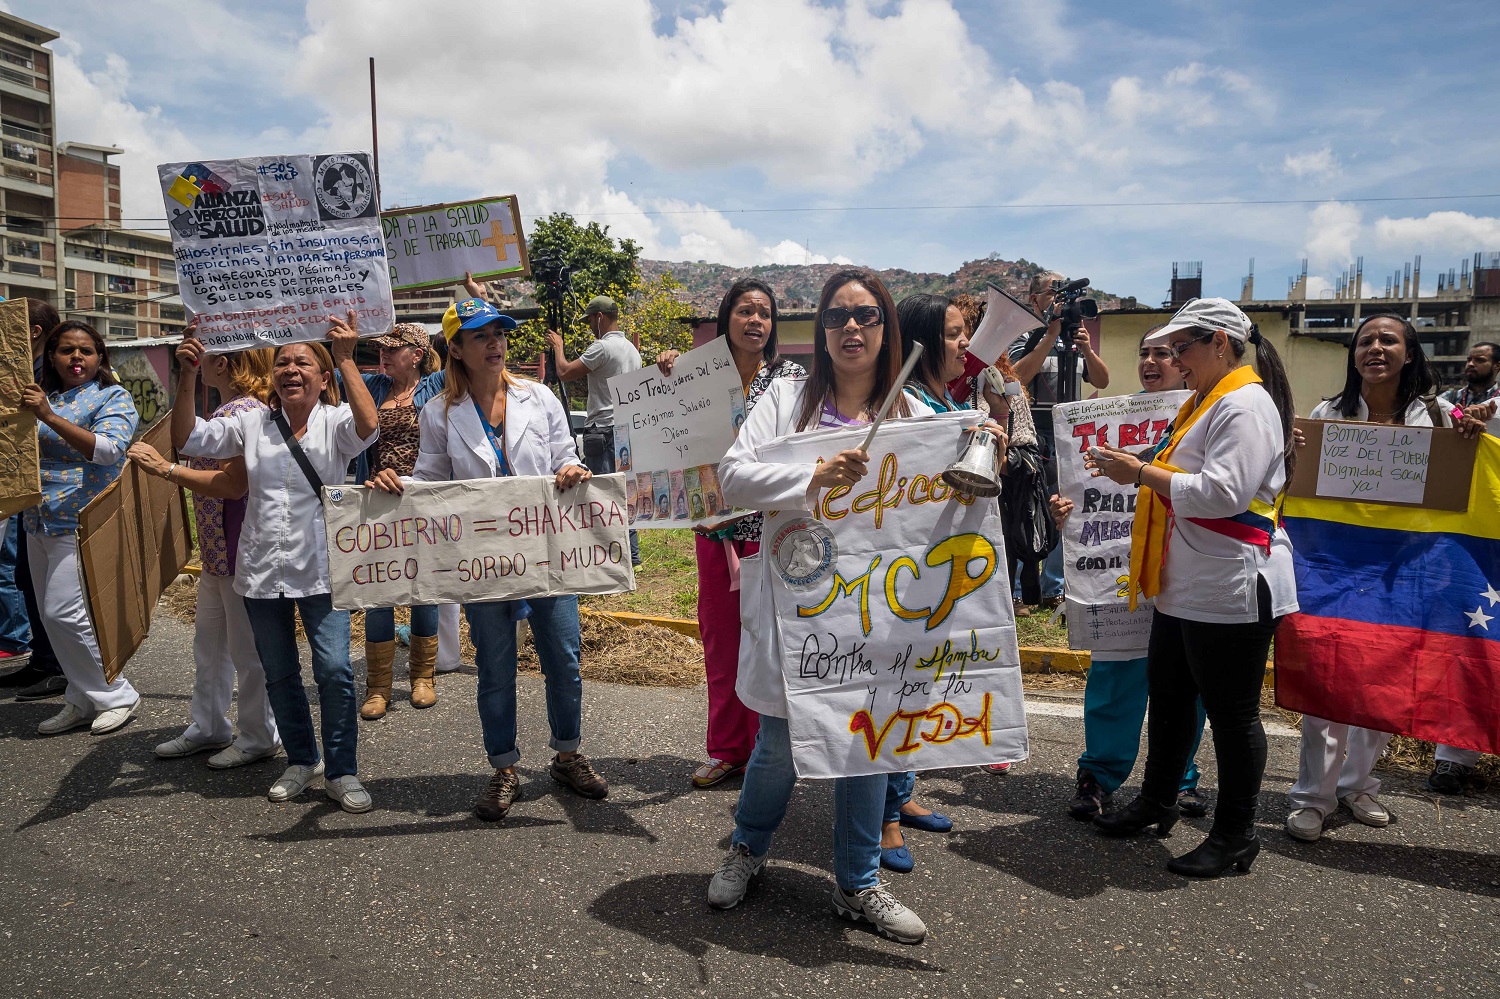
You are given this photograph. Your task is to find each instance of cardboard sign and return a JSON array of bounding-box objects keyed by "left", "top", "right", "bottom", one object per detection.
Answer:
[
  {"left": 158, "top": 153, "right": 395, "bottom": 353},
  {"left": 382, "top": 196, "right": 530, "bottom": 291},
  {"left": 321, "top": 475, "right": 635, "bottom": 611},
  {"left": 609, "top": 338, "right": 745, "bottom": 530},
  {"left": 1289, "top": 418, "right": 1475, "bottom": 512},
  {"left": 753, "top": 412, "right": 1029, "bottom": 778},
  {"left": 77, "top": 418, "right": 193, "bottom": 683},
  {"left": 1053, "top": 391, "right": 1190, "bottom": 651},
  {"left": 0, "top": 299, "right": 40, "bottom": 520}
]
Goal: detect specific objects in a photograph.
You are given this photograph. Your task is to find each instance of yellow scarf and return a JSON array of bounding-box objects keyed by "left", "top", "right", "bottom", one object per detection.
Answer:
[{"left": 1127, "top": 365, "right": 1263, "bottom": 610}]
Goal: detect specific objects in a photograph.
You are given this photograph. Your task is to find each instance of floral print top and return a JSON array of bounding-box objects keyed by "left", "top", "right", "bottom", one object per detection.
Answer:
[
  {"left": 189, "top": 395, "right": 268, "bottom": 577},
  {"left": 732, "top": 357, "right": 807, "bottom": 543},
  {"left": 23, "top": 381, "right": 138, "bottom": 536}
]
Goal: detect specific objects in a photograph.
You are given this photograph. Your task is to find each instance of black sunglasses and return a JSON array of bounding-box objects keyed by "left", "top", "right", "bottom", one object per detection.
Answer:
[{"left": 820, "top": 305, "right": 884, "bottom": 330}]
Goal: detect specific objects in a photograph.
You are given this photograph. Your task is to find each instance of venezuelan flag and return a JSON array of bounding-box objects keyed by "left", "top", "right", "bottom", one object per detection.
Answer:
[{"left": 1275, "top": 436, "right": 1500, "bottom": 755}]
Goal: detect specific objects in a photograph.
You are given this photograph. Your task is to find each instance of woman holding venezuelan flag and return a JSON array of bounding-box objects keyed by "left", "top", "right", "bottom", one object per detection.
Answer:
[{"left": 1083, "top": 297, "right": 1299, "bottom": 878}]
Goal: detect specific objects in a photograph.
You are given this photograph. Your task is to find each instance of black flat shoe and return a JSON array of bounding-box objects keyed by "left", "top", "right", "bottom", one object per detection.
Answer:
[
  {"left": 1166, "top": 832, "right": 1260, "bottom": 878},
  {"left": 1093, "top": 796, "right": 1178, "bottom": 838}
]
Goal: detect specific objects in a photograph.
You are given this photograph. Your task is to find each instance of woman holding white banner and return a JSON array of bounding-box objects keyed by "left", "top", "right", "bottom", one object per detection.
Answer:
[
  {"left": 656, "top": 278, "right": 806, "bottom": 789},
  {"left": 367, "top": 298, "right": 609, "bottom": 822},
  {"left": 1048, "top": 329, "right": 1210, "bottom": 821},
  {"left": 707, "top": 268, "right": 1005, "bottom": 944},
  {"left": 1086, "top": 297, "right": 1297, "bottom": 878},
  {"left": 130, "top": 340, "right": 280, "bottom": 769},
  {"left": 175, "top": 315, "right": 380, "bottom": 813}
]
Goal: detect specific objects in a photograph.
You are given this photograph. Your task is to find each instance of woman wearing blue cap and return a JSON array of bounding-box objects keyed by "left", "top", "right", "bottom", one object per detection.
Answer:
[{"left": 368, "top": 298, "right": 609, "bottom": 820}]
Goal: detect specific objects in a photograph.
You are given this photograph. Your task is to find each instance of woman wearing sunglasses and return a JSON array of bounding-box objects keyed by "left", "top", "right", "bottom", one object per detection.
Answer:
[
  {"left": 1085, "top": 298, "right": 1298, "bottom": 878},
  {"left": 706, "top": 268, "right": 933, "bottom": 943}
]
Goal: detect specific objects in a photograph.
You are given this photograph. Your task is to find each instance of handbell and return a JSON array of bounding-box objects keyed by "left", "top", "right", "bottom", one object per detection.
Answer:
[{"left": 942, "top": 427, "right": 1002, "bottom": 498}]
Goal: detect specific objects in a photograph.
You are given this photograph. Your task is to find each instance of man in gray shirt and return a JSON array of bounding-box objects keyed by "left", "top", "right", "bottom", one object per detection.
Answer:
[{"left": 545, "top": 295, "right": 642, "bottom": 564}]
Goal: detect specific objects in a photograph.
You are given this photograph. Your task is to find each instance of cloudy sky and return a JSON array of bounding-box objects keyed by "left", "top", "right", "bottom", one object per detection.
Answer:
[{"left": 22, "top": 0, "right": 1500, "bottom": 303}]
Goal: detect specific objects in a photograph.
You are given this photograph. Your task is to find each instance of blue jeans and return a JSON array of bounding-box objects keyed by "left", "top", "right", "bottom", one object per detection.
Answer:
[
  {"left": 1079, "top": 655, "right": 1204, "bottom": 795},
  {"left": 466, "top": 595, "right": 582, "bottom": 769},
  {"left": 0, "top": 518, "right": 29, "bottom": 652},
  {"left": 884, "top": 771, "right": 916, "bottom": 825},
  {"left": 731, "top": 714, "right": 886, "bottom": 892},
  {"left": 243, "top": 593, "right": 358, "bottom": 779},
  {"left": 364, "top": 604, "right": 439, "bottom": 643}
]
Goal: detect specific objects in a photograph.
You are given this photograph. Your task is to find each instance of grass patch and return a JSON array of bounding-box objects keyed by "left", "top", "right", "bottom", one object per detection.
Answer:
[{"left": 582, "top": 529, "right": 699, "bottom": 620}]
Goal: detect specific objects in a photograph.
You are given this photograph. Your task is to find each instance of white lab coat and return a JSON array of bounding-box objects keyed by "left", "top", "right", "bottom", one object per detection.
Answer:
[
  {"left": 719, "top": 377, "right": 935, "bottom": 717},
  {"left": 408, "top": 379, "right": 582, "bottom": 483}
]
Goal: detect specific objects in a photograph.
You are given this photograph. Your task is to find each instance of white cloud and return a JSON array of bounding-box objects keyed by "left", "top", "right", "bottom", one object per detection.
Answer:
[
  {"left": 1304, "top": 202, "right": 1362, "bottom": 270},
  {"left": 1372, "top": 211, "right": 1500, "bottom": 255},
  {"left": 1283, "top": 146, "right": 1339, "bottom": 179}
]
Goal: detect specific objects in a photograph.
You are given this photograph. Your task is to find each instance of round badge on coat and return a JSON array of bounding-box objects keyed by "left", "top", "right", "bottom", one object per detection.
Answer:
[{"left": 770, "top": 517, "right": 837, "bottom": 591}]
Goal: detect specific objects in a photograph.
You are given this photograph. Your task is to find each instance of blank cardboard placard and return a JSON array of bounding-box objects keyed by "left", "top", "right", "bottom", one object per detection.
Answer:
[
  {"left": 0, "top": 298, "right": 40, "bottom": 520},
  {"left": 77, "top": 417, "right": 193, "bottom": 683},
  {"left": 1288, "top": 418, "right": 1475, "bottom": 512}
]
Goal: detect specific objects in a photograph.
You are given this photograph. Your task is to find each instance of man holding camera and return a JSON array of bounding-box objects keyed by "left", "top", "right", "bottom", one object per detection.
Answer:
[
  {"left": 1008, "top": 271, "right": 1110, "bottom": 611},
  {"left": 545, "top": 296, "right": 642, "bottom": 566}
]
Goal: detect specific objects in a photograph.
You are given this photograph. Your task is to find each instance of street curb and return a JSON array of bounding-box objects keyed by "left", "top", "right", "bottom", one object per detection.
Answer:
[{"left": 582, "top": 608, "right": 701, "bottom": 640}]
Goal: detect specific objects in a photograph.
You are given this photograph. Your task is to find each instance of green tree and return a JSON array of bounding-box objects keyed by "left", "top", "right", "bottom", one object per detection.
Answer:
[{"left": 621, "top": 272, "right": 694, "bottom": 363}]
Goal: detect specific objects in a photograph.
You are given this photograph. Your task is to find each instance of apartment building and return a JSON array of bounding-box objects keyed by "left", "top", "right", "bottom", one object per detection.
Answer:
[{"left": 0, "top": 11, "right": 60, "bottom": 306}]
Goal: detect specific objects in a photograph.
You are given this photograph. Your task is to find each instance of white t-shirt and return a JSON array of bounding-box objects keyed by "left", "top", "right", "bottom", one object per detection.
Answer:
[{"left": 580, "top": 331, "right": 641, "bottom": 427}]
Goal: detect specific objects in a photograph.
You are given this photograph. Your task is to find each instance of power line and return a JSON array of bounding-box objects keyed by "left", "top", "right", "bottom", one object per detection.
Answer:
[{"left": 22, "top": 190, "right": 1500, "bottom": 230}]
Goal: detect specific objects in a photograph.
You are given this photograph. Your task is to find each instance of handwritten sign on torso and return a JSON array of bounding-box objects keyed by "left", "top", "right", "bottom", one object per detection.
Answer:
[
  {"left": 1315, "top": 422, "right": 1433, "bottom": 504},
  {"left": 158, "top": 153, "right": 395, "bottom": 353},
  {"left": 608, "top": 338, "right": 743, "bottom": 529},
  {"left": 382, "top": 196, "right": 529, "bottom": 290},
  {"left": 322, "top": 475, "right": 634, "bottom": 611}
]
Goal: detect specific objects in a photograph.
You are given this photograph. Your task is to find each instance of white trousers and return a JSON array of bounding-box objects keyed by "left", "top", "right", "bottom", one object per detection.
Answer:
[
  {"left": 1436, "top": 744, "right": 1482, "bottom": 767},
  {"left": 1288, "top": 715, "right": 1392, "bottom": 816},
  {"left": 185, "top": 571, "right": 279, "bottom": 752},
  {"left": 27, "top": 531, "right": 138, "bottom": 712},
  {"left": 437, "top": 602, "right": 461, "bottom": 671}
]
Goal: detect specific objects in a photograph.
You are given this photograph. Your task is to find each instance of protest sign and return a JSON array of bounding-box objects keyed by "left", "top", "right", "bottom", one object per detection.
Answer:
[
  {"left": 752, "top": 412, "right": 1028, "bottom": 778},
  {"left": 0, "top": 298, "right": 40, "bottom": 520},
  {"left": 77, "top": 418, "right": 193, "bottom": 682},
  {"left": 382, "top": 196, "right": 529, "bottom": 291},
  {"left": 158, "top": 153, "right": 395, "bottom": 353},
  {"left": 1053, "top": 391, "right": 1190, "bottom": 651},
  {"left": 322, "top": 475, "right": 635, "bottom": 611},
  {"left": 608, "top": 338, "right": 744, "bottom": 529},
  {"left": 1288, "top": 418, "right": 1474, "bottom": 512}
]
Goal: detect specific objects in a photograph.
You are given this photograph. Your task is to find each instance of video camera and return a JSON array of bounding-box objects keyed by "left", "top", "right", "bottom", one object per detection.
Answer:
[
  {"left": 1043, "top": 276, "right": 1099, "bottom": 330},
  {"left": 530, "top": 249, "right": 573, "bottom": 308}
]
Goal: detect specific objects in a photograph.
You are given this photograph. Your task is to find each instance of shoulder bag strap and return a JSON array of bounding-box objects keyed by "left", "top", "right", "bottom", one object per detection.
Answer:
[{"left": 273, "top": 408, "right": 326, "bottom": 496}]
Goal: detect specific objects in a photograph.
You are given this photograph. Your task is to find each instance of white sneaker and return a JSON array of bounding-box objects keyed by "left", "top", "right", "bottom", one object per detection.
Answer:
[
  {"left": 37, "top": 703, "right": 93, "bottom": 735},
  {"left": 155, "top": 734, "right": 231, "bottom": 759},
  {"left": 831, "top": 881, "right": 928, "bottom": 944},
  {"left": 325, "top": 775, "right": 373, "bottom": 814},
  {"left": 1341, "top": 792, "right": 1391, "bottom": 828},
  {"left": 268, "top": 761, "right": 325, "bottom": 802},
  {"left": 207, "top": 742, "right": 281, "bottom": 770},
  {"left": 91, "top": 700, "right": 140, "bottom": 734},
  {"left": 1285, "top": 806, "right": 1325, "bottom": 842},
  {"left": 707, "top": 843, "right": 766, "bottom": 909}
]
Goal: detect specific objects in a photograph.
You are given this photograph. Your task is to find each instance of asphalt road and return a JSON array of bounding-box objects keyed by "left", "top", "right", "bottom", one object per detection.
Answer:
[{"left": 1, "top": 613, "right": 1496, "bottom": 998}]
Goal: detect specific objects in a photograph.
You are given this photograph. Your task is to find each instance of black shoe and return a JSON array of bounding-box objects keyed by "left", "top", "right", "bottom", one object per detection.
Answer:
[
  {"left": 1176, "top": 787, "right": 1210, "bottom": 818},
  {"left": 1068, "top": 772, "right": 1112, "bottom": 821},
  {"left": 1093, "top": 795, "right": 1178, "bottom": 838},
  {"left": 1425, "top": 760, "right": 1474, "bottom": 796},
  {"left": 0, "top": 659, "right": 54, "bottom": 689},
  {"left": 474, "top": 768, "right": 521, "bottom": 821},
  {"left": 14, "top": 674, "right": 68, "bottom": 701},
  {"left": 1167, "top": 832, "right": 1260, "bottom": 878}
]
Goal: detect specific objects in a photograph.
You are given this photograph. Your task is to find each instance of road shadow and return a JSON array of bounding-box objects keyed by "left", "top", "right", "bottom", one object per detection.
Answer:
[
  {"left": 589, "top": 870, "right": 938, "bottom": 982},
  {"left": 931, "top": 770, "right": 1194, "bottom": 900}
]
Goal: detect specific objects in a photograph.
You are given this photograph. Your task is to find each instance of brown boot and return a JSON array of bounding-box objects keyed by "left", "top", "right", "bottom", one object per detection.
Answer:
[
  {"left": 361, "top": 640, "right": 396, "bottom": 720},
  {"left": 409, "top": 633, "right": 438, "bottom": 709}
]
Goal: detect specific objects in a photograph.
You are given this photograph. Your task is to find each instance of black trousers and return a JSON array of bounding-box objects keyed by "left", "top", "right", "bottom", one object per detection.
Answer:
[{"left": 1140, "top": 577, "right": 1279, "bottom": 839}]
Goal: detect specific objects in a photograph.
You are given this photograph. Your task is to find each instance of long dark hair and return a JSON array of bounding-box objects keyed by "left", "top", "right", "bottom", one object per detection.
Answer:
[
  {"left": 1226, "top": 321, "right": 1296, "bottom": 480},
  {"left": 26, "top": 298, "right": 60, "bottom": 339},
  {"left": 1327, "top": 313, "right": 1435, "bottom": 420},
  {"left": 896, "top": 293, "right": 953, "bottom": 394},
  {"left": 716, "top": 278, "right": 783, "bottom": 371},
  {"left": 40, "top": 320, "right": 119, "bottom": 392},
  {"left": 794, "top": 268, "right": 910, "bottom": 431}
]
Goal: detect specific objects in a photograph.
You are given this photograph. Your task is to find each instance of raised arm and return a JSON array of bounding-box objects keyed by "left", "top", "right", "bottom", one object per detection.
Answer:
[
  {"left": 328, "top": 311, "right": 378, "bottom": 440},
  {"left": 171, "top": 334, "right": 205, "bottom": 451}
]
